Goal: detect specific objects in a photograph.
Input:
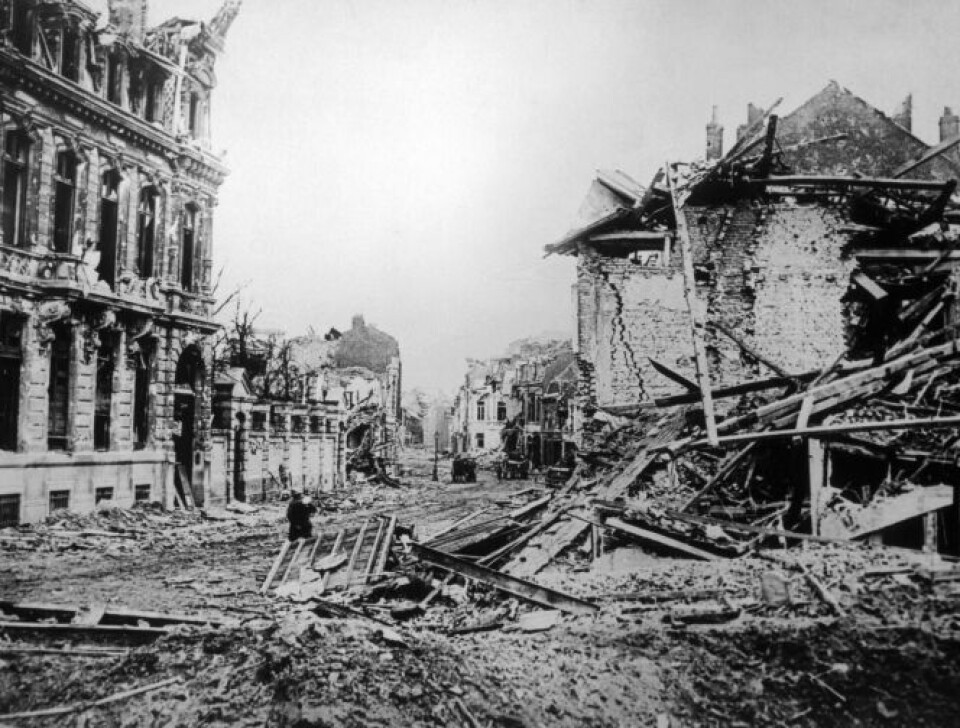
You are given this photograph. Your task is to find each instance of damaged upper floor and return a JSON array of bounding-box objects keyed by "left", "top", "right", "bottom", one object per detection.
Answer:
[{"left": 0, "top": 0, "right": 240, "bottom": 151}]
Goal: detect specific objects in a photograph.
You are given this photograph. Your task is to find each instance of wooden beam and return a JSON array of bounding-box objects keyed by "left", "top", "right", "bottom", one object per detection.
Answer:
[
  {"left": 407, "top": 541, "right": 598, "bottom": 616},
  {"left": 259, "top": 539, "right": 290, "bottom": 594},
  {"left": 604, "top": 517, "right": 722, "bottom": 561},
  {"left": 655, "top": 370, "right": 820, "bottom": 407},
  {"left": 648, "top": 357, "right": 698, "bottom": 391},
  {"left": 711, "top": 322, "right": 790, "bottom": 378},
  {"left": 686, "top": 415, "right": 960, "bottom": 448},
  {"left": 852, "top": 271, "right": 888, "bottom": 302},
  {"left": 664, "top": 509, "right": 840, "bottom": 544},
  {"left": 668, "top": 162, "right": 718, "bottom": 444},
  {"left": 373, "top": 515, "right": 398, "bottom": 578},
  {"left": 893, "top": 132, "right": 960, "bottom": 178},
  {"left": 341, "top": 519, "right": 370, "bottom": 588},
  {"left": 751, "top": 176, "right": 950, "bottom": 192},
  {"left": 278, "top": 538, "right": 306, "bottom": 587},
  {"left": 0, "top": 678, "right": 182, "bottom": 721},
  {"left": 679, "top": 443, "right": 757, "bottom": 512},
  {"left": 319, "top": 530, "right": 346, "bottom": 594},
  {"left": 754, "top": 114, "right": 779, "bottom": 178}
]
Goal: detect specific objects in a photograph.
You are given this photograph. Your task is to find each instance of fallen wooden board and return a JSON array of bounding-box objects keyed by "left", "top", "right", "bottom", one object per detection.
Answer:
[
  {"left": 604, "top": 518, "right": 722, "bottom": 561},
  {"left": 0, "top": 677, "right": 181, "bottom": 720},
  {"left": 0, "top": 622, "right": 167, "bottom": 642},
  {"left": 407, "top": 541, "right": 598, "bottom": 616},
  {"left": 0, "top": 602, "right": 229, "bottom": 628},
  {"left": 664, "top": 510, "right": 843, "bottom": 545},
  {"left": 820, "top": 485, "right": 953, "bottom": 540}
]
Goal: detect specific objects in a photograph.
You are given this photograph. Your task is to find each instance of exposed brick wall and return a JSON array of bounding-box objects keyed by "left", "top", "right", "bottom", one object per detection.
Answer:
[
  {"left": 577, "top": 245, "right": 692, "bottom": 408},
  {"left": 577, "top": 201, "right": 855, "bottom": 410}
]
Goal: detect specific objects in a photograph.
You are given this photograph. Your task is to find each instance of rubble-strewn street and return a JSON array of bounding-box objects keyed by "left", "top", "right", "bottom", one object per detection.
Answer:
[
  {"left": 2, "top": 450, "right": 959, "bottom": 726},
  {"left": 2, "top": 0, "right": 960, "bottom": 725}
]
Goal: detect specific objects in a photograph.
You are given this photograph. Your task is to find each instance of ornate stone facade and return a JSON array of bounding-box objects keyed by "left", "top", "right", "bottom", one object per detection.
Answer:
[{"left": 0, "top": 0, "right": 238, "bottom": 524}]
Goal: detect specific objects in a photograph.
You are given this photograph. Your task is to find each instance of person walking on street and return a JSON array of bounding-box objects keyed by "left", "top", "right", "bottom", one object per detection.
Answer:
[{"left": 287, "top": 491, "right": 317, "bottom": 541}]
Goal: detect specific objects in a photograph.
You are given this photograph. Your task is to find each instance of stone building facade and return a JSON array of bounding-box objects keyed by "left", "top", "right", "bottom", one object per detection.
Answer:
[{"left": 0, "top": 0, "right": 239, "bottom": 525}]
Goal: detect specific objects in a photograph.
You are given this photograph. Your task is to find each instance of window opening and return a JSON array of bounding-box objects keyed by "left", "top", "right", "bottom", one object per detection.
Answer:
[
  {"left": 0, "top": 493, "right": 20, "bottom": 527},
  {"left": 97, "top": 171, "right": 119, "bottom": 288},
  {"left": 2, "top": 130, "right": 29, "bottom": 247},
  {"left": 47, "top": 325, "right": 70, "bottom": 451},
  {"left": 181, "top": 205, "right": 196, "bottom": 291},
  {"left": 0, "top": 313, "right": 21, "bottom": 451},
  {"left": 94, "top": 336, "right": 114, "bottom": 450},
  {"left": 136, "top": 187, "right": 157, "bottom": 278},
  {"left": 49, "top": 489, "right": 69, "bottom": 511},
  {"left": 52, "top": 151, "right": 76, "bottom": 253}
]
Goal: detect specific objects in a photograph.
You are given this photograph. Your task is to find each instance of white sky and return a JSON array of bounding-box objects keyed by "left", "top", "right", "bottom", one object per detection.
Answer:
[{"left": 148, "top": 0, "right": 960, "bottom": 394}]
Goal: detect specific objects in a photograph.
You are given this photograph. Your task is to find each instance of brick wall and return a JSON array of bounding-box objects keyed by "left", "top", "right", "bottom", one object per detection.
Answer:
[{"left": 577, "top": 201, "right": 855, "bottom": 409}]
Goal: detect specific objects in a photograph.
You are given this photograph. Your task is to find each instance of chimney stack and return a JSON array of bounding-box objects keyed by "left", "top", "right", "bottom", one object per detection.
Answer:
[
  {"left": 940, "top": 106, "right": 960, "bottom": 142},
  {"left": 893, "top": 94, "right": 912, "bottom": 133},
  {"left": 706, "top": 106, "right": 723, "bottom": 161},
  {"left": 736, "top": 103, "right": 763, "bottom": 140},
  {"left": 108, "top": 0, "right": 149, "bottom": 42}
]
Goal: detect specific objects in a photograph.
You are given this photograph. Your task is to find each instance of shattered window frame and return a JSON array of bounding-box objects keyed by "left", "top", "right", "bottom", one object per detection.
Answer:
[{"left": 52, "top": 149, "right": 77, "bottom": 254}]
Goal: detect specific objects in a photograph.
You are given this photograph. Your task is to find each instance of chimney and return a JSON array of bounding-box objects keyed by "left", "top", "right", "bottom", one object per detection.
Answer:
[
  {"left": 940, "top": 106, "right": 960, "bottom": 142},
  {"left": 706, "top": 106, "right": 723, "bottom": 161},
  {"left": 736, "top": 103, "right": 764, "bottom": 140},
  {"left": 893, "top": 94, "right": 912, "bottom": 133},
  {"left": 108, "top": 0, "right": 149, "bottom": 42},
  {"left": 351, "top": 314, "right": 366, "bottom": 331}
]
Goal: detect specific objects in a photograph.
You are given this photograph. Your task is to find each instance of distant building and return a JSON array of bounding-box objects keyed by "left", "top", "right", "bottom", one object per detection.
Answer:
[{"left": 0, "top": 0, "right": 240, "bottom": 525}]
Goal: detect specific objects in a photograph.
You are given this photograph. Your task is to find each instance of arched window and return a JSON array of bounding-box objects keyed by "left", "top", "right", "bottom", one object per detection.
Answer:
[
  {"left": 136, "top": 187, "right": 158, "bottom": 278},
  {"left": 181, "top": 204, "right": 198, "bottom": 291},
  {"left": 2, "top": 130, "right": 30, "bottom": 247},
  {"left": 97, "top": 171, "right": 120, "bottom": 288},
  {"left": 52, "top": 151, "right": 76, "bottom": 253}
]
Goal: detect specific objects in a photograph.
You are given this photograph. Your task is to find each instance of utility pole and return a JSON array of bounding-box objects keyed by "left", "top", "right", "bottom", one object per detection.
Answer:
[{"left": 432, "top": 429, "right": 439, "bottom": 482}]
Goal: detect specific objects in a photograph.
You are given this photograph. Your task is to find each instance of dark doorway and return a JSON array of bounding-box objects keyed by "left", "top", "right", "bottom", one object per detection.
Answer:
[
  {"left": 0, "top": 314, "right": 21, "bottom": 451},
  {"left": 173, "top": 346, "right": 203, "bottom": 505}
]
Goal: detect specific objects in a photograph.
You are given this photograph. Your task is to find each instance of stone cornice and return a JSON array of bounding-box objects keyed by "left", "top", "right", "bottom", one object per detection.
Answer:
[{"left": 0, "top": 49, "right": 229, "bottom": 186}]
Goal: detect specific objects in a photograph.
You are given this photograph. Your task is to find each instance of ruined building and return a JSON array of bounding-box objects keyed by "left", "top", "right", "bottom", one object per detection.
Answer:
[
  {"left": 0, "top": 0, "right": 239, "bottom": 524},
  {"left": 289, "top": 315, "right": 403, "bottom": 481},
  {"left": 546, "top": 81, "right": 960, "bottom": 552},
  {"left": 550, "top": 82, "right": 960, "bottom": 414}
]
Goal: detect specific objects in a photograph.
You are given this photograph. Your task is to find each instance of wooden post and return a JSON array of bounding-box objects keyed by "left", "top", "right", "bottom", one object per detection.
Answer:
[
  {"left": 808, "top": 438, "right": 827, "bottom": 537},
  {"left": 667, "top": 162, "right": 718, "bottom": 445}
]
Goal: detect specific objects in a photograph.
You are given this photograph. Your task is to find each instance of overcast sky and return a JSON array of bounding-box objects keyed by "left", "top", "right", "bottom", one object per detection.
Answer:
[{"left": 145, "top": 0, "right": 960, "bottom": 395}]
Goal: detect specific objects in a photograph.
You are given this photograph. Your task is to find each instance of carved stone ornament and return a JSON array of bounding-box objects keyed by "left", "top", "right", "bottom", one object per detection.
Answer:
[{"left": 35, "top": 301, "right": 72, "bottom": 349}]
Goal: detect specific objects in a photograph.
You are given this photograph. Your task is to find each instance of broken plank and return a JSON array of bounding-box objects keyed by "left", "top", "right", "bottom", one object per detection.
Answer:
[
  {"left": 374, "top": 515, "right": 398, "bottom": 578},
  {"left": 655, "top": 371, "right": 817, "bottom": 407},
  {"left": 798, "top": 563, "right": 846, "bottom": 616},
  {"left": 604, "top": 518, "right": 721, "bottom": 561},
  {"left": 751, "top": 175, "right": 950, "bottom": 192},
  {"left": 406, "top": 541, "right": 597, "bottom": 616},
  {"left": 478, "top": 508, "right": 569, "bottom": 567},
  {"left": 686, "top": 415, "right": 960, "bottom": 448},
  {"left": 278, "top": 538, "right": 307, "bottom": 587},
  {"left": 680, "top": 443, "right": 757, "bottom": 512},
  {"left": 669, "top": 162, "right": 718, "bottom": 445},
  {"left": 260, "top": 540, "right": 291, "bottom": 594},
  {"left": 320, "top": 530, "right": 346, "bottom": 593},
  {"left": 362, "top": 518, "right": 387, "bottom": 583},
  {"left": 711, "top": 322, "right": 789, "bottom": 378},
  {"left": 648, "top": 357, "right": 698, "bottom": 391},
  {"left": 0, "top": 622, "right": 167, "bottom": 642},
  {"left": 0, "top": 677, "right": 182, "bottom": 721},
  {"left": 341, "top": 519, "right": 370, "bottom": 588},
  {"left": 664, "top": 510, "right": 840, "bottom": 544}
]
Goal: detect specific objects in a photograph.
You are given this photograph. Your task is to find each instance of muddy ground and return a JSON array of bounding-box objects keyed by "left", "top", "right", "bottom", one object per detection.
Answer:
[{"left": 1, "top": 450, "right": 959, "bottom": 727}]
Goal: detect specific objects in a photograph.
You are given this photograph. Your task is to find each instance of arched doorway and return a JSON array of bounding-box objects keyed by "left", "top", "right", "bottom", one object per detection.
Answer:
[{"left": 174, "top": 345, "right": 204, "bottom": 505}]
